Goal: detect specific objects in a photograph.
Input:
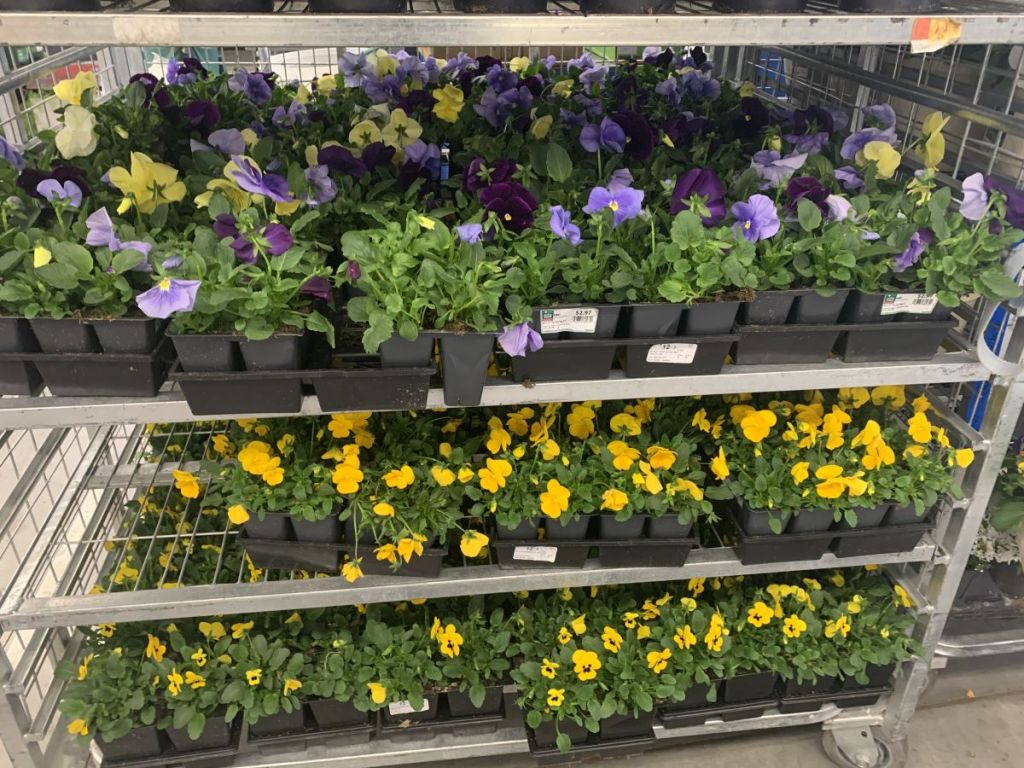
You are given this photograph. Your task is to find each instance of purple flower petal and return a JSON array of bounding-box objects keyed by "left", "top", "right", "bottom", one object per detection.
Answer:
[
  {"left": 670, "top": 168, "right": 726, "bottom": 224},
  {"left": 549, "top": 206, "right": 582, "bottom": 246},
  {"left": 959, "top": 172, "right": 989, "bottom": 221},
  {"left": 136, "top": 278, "right": 200, "bottom": 319},
  {"left": 894, "top": 228, "right": 932, "bottom": 273},
  {"left": 731, "top": 194, "right": 780, "bottom": 242},
  {"left": 300, "top": 276, "right": 332, "bottom": 302},
  {"left": 498, "top": 322, "right": 544, "bottom": 357},
  {"left": 583, "top": 185, "right": 643, "bottom": 227},
  {"left": 85, "top": 208, "right": 118, "bottom": 250},
  {"left": 230, "top": 155, "right": 294, "bottom": 203},
  {"left": 262, "top": 223, "right": 293, "bottom": 257},
  {"left": 457, "top": 223, "right": 484, "bottom": 244},
  {"left": 835, "top": 166, "right": 865, "bottom": 191},
  {"left": 751, "top": 150, "right": 807, "bottom": 187}
]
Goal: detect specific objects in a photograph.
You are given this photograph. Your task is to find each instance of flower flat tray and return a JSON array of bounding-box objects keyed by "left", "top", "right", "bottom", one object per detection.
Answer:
[
  {"left": 526, "top": 727, "right": 656, "bottom": 765},
  {"left": 834, "top": 320, "right": 954, "bottom": 363},
  {"left": 240, "top": 535, "right": 447, "bottom": 578},
  {"left": 492, "top": 537, "right": 696, "bottom": 570},
  {"left": 102, "top": 720, "right": 241, "bottom": 768},
  {"left": 658, "top": 697, "right": 778, "bottom": 729},
  {"left": 379, "top": 689, "right": 519, "bottom": 743},
  {"left": 246, "top": 713, "right": 375, "bottom": 749},
  {"left": 733, "top": 324, "right": 842, "bottom": 365},
  {"left": 776, "top": 685, "right": 890, "bottom": 715},
  {"left": 0, "top": 337, "right": 173, "bottom": 398}
]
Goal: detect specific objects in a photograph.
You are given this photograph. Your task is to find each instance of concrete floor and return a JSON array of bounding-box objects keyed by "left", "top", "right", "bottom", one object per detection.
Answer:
[{"left": 466, "top": 653, "right": 1024, "bottom": 768}]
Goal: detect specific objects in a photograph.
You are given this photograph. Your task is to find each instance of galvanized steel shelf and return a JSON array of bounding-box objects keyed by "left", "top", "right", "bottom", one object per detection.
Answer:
[
  {"left": 3, "top": 1, "right": 1024, "bottom": 48},
  {"left": 0, "top": 350, "right": 990, "bottom": 430}
]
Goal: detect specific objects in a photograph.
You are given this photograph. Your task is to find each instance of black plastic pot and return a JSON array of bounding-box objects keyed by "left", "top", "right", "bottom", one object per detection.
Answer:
[
  {"left": 239, "top": 333, "right": 306, "bottom": 371},
  {"left": 738, "top": 289, "right": 802, "bottom": 325},
  {"left": 0, "top": 362, "right": 43, "bottom": 396},
  {"left": 310, "top": 356, "right": 433, "bottom": 412},
  {"left": 532, "top": 719, "right": 589, "bottom": 749},
  {"left": 243, "top": 513, "right": 293, "bottom": 541},
  {"left": 955, "top": 569, "right": 1002, "bottom": 604},
  {"left": 494, "top": 540, "right": 589, "bottom": 569},
  {"left": 291, "top": 516, "right": 343, "bottom": 544},
  {"left": 844, "top": 663, "right": 896, "bottom": 691},
  {"left": 713, "top": 0, "right": 807, "bottom": 10},
  {"left": 597, "top": 514, "right": 648, "bottom": 540},
  {"left": 829, "top": 522, "right": 929, "bottom": 558},
  {"left": 0, "top": 317, "right": 39, "bottom": 353},
  {"left": 598, "top": 537, "right": 694, "bottom": 568},
  {"left": 835, "top": 320, "right": 952, "bottom": 363},
  {"left": 545, "top": 517, "right": 591, "bottom": 540},
  {"left": 680, "top": 301, "right": 740, "bottom": 336},
  {"left": 358, "top": 546, "right": 445, "bottom": 578},
  {"left": 446, "top": 686, "right": 504, "bottom": 718},
  {"left": 722, "top": 671, "right": 776, "bottom": 703},
  {"left": 91, "top": 317, "right": 164, "bottom": 354},
  {"left": 343, "top": 511, "right": 376, "bottom": 545},
  {"left": 242, "top": 537, "right": 339, "bottom": 572},
  {"left": 840, "top": 291, "right": 894, "bottom": 324},
  {"left": 738, "top": 504, "right": 788, "bottom": 536},
  {"left": 990, "top": 563, "right": 1024, "bottom": 599},
  {"left": 495, "top": 518, "right": 541, "bottom": 540},
  {"left": 627, "top": 304, "right": 684, "bottom": 338},
  {"left": 169, "top": 364, "right": 304, "bottom": 416},
  {"left": 382, "top": 693, "right": 438, "bottom": 725},
  {"left": 0, "top": 0, "right": 100, "bottom": 9},
  {"left": 165, "top": 712, "right": 233, "bottom": 752},
  {"left": 839, "top": 0, "right": 937, "bottom": 11},
  {"left": 532, "top": 304, "right": 621, "bottom": 339},
  {"left": 789, "top": 288, "right": 851, "bottom": 324},
  {"left": 733, "top": 526, "right": 834, "bottom": 565},
  {"left": 647, "top": 516, "right": 694, "bottom": 539},
  {"left": 622, "top": 337, "right": 735, "bottom": 379},
  {"left": 307, "top": 698, "right": 367, "bottom": 730},
  {"left": 837, "top": 503, "right": 891, "bottom": 530},
  {"left": 168, "top": 0, "right": 275, "bottom": 10},
  {"left": 249, "top": 707, "right": 307, "bottom": 738},
  {"left": 781, "top": 675, "right": 837, "bottom": 698},
  {"left": 789, "top": 508, "right": 835, "bottom": 533},
  {"left": 884, "top": 503, "right": 925, "bottom": 526},
  {"left": 511, "top": 340, "right": 617, "bottom": 383},
  {"left": 380, "top": 333, "right": 434, "bottom": 368},
  {"left": 170, "top": 334, "right": 242, "bottom": 372},
  {"left": 439, "top": 333, "right": 493, "bottom": 406},
  {"left": 97, "top": 725, "right": 165, "bottom": 762},
  {"left": 599, "top": 711, "right": 654, "bottom": 739},
  {"left": 733, "top": 324, "right": 841, "bottom": 365},
  {"left": 22, "top": 339, "right": 172, "bottom": 397},
  {"left": 29, "top": 317, "right": 99, "bottom": 353},
  {"left": 309, "top": 0, "right": 408, "bottom": 10},
  {"left": 660, "top": 682, "right": 720, "bottom": 714}
]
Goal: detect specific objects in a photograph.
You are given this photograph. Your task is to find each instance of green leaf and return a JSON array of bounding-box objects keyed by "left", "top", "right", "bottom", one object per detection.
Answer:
[
  {"left": 111, "top": 249, "right": 145, "bottom": 274},
  {"left": 977, "top": 269, "right": 1022, "bottom": 301},
  {"left": 556, "top": 733, "right": 572, "bottom": 753},
  {"left": 797, "top": 198, "right": 822, "bottom": 232},
  {"left": 546, "top": 144, "right": 573, "bottom": 183},
  {"left": 187, "top": 713, "right": 206, "bottom": 741},
  {"left": 52, "top": 242, "right": 93, "bottom": 276},
  {"left": 990, "top": 500, "right": 1024, "bottom": 533},
  {"left": 36, "top": 262, "right": 80, "bottom": 290}
]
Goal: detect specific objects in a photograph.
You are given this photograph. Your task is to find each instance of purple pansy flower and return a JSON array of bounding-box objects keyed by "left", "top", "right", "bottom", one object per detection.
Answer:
[
  {"left": 161, "top": 256, "right": 183, "bottom": 270},
  {"left": 959, "top": 172, "right": 989, "bottom": 221},
  {"left": 212, "top": 214, "right": 254, "bottom": 263},
  {"left": 272, "top": 100, "right": 307, "bottom": 129},
  {"left": 984, "top": 176, "right": 1024, "bottom": 230},
  {"left": 167, "top": 57, "right": 206, "bottom": 85},
  {"left": 186, "top": 100, "right": 221, "bottom": 131},
  {"left": 128, "top": 73, "right": 159, "bottom": 100},
  {"left": 360, "top": 142, "right": 396, "bottom": 172},
  {"left": 825, "top": 195, "right": 854, "bottom": 222},
  {"left": 463, "top": 157, "right": 516, "bottom": 193},
  {"left": 751, "top": 150, "right": 807, "bottom": 187},
  {"left": 841, "top": 126, "right": 897, "bottom": 161},
  {"left": 835, "top": 166, "right": 865, "bottom": 191},
  {"left": 0, "top": 136, "right": 24, "bottom": 171},
  {"left": 785, "top": 131, "right": 829, "bottom": 155},
  {"left": 36, "top": 179, "right": 82, "bottom": 208},
  {"left": 304, "top": 164, "right": 337, "bottom": 206},
  {"left": 456, "top": 223, "right": 484, "bottom": 244},
  {"left": 580, "top": 117, "right": 625, "bottom": 154},
  {"left": 228, "top": 69, "right": 273, "bottom": 105},
  {"left": 670, "top": 168, "right": 726, "bottom": 224},
  {"left": 579, "top": 66, "right": 608, "bottom": 93},
  {"left": 480, "top": 181, "right": 538, "bottom": 233},
  {"left": 731, "top": 194, "right": 781, "bottom": 242},
  {"left": 894, "top": 228, "right": 933, "bottom": 273},
  {"left": 498, "top": 322, "right": 544, "bottom": 358},
  {"left": 786, "top": 176, "right": 831, "bottom": 214},
  {"left": 549, "top": 206, "right": 582, "bottom": 246},
  {"left": 261, "top": 223, "right": 293, "bottom": 256},
  {"left": 736, "top": 97, "right": 770, "bottom": 138},
  {"left": 136, "top": 278, "right": 200, "bottom": 319},
  {"left": 230, "top": 155, "right": 294, "bottom": 202},
  {"left": 583, "top": 184, "right": 644, "bottom": 227},
  {"left": 862, "top": 103, "right": 897, "bottom": 130},
  {"left": 608, "top": 168, "right": 633, "bottom": 192},
  {"left": 85, "top": 207, "right": 152, "bottom": 257},
  {"left": 611, "top": 111, "right": 656, "bottom": 161},
  {"left": 347, "top": 261, "right": 362, "bottom": 281},
  {"left": 206, "top": 129, "right": 246, "bottom": 156},
  {"left": 484, "top": 64, "right": 517, "bottom": 93},
  {"left": 300, "top": 276, "right": 332, "bottom": 302},
  {"left": 318, "top": 146, "right": 367, "bottom": 180}
]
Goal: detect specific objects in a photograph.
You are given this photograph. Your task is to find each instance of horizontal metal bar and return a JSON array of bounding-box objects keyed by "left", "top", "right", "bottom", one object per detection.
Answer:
[
  {"left": 935, "top": 628, "right": 1024, "bottom": 657},
  {"left": 0, "top": 353, "right": 990, "bottom": 431},
  {"left": 0, "top": 539, "right": 935, "bottom": 630},
  {"left": 2, "top": 10, "right": 1024, "bottom": 48},
  {"left": 0, "top": 46, "right": 99, "bottom": 97}
]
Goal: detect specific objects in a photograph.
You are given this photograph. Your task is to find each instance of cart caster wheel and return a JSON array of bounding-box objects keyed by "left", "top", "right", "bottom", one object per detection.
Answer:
[{"left": 822, "top": 728, "right": 894, "bottom": 768}]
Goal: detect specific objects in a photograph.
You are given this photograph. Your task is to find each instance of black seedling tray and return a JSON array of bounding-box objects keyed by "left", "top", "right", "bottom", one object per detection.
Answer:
[
  {"left": 835, "top": 320, "right": 953, "bottom": 363},
  {"left": 493, "top": 540, "right": 591, "bottom": 569},
  {"left": 170, "top": 364, "right": 304, "bottom": 416},
  {"left": 308, "top": 356, "right": 434, "bottom": 410},
  {"left": 241, "top": 535, "right": 447, "bottom": 577},
  {"left": 246, "top": 712, "right": 375, "bottom": 749},
  {"left": 658, "top": 697, "right": 777, "bottom": 729},
  {"left": 829, "top": 522, "right": 930, "bottom": 558},
  {"left": 0, "top": 338, "right": 173, "bottom": 397},
  {"left": 380, "top": 689, "right": 517, "bottom": 743},
  {"left": 102, "top": 721, "right": 241, "bottom": 768},
  {"left": 620, "top": 336, "right": 735, "bottom": 378},
  {"left": 777, "top": 686, "right": 889, "bottom": 715},
  {"left": 0, "top": 361, "right": 44, "bottom": 396},
  {"left": 733, "top": 324, "right": 841, "bottom": 365},
  {"left": 527, "top": 727, "right": 655, "bottom": 765},
  {"left": 352, "top": 545, "right": 446, "bottom": 578},
  {"left": 596, "top": 538, "right": 696, "bottom": 568},
  {"left": 732, "top": 526, "right": 835, "bottom": 565},
  {"left": 511, "top": 339, "right": 618, "bottom": 383}
]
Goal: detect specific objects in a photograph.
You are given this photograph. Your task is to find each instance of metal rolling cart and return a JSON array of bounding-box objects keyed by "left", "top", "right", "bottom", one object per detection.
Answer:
[{"left": 2, "top": 3, "right": 1024, "bottom": 767}]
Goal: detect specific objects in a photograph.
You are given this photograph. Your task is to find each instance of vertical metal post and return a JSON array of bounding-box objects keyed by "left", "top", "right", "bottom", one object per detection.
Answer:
[{"left": 0, "top": 643, "right": 44, "bottom": 768}]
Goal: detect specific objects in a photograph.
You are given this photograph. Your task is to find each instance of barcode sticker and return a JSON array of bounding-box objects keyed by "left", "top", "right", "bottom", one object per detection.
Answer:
[
  {"left": 880, "top": 293, "right": 939, "bottom": 316},
  {"left": 513, "top": 546, "right": 558, "bottom": 563},
  {"left": 389, "top": 700, "right": 427, "bottom": 715},
  {"left": 540, "top": 307, "right": 599, "bottom": 334},
  {"left": 646, "top": 343, "right": 698, "bottom": 364}
]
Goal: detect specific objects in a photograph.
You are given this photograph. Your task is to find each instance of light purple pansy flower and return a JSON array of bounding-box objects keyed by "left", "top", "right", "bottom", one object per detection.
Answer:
[
  {"left": 549, "top": 206, "right": 582, "bottom": 246},
  {"left": 825, "top": 195, "right": 855, "bottom": 222},
  {"left": 304, "top": 165, "right": 337, "bottom": 206},
  {"left": 85, "top": 207, "right": 152, "bottom": 257},
  {"left": 0, "top": 136, "right": 25, "bottom": 171},
  {"left": 959, "top": 172, "right": 989, "bottom": 221},
  {"left": 161, "top": 256, "right": 183, "bottom": 270},
  {"left": 583, "top": 184, "right": 644, "bottom": 227},
  {"left": 498, "top": 322, "right": 544, "bottom": 358},
  {"left": 580, "top": 117, "right": 625, "bottom": 154},
  {"left": 894, "top": 228, "right": 933, "bottom": 273},
  {"left": 835, "top": 166, "right": 865, "bottom": 191},
  {"left": 751, "top": 150, "right": 807, "bottom": 187},
  {"left": 840, "top": 126, "right": 897, "bottom": 161},
  {"left": 227, "top": 69, "right": 272, "bottom": 105},
  {"left": 785, "top": 131, "right": 829, "bottom": 155},
  {"left": 136, "top": 278, "right": 200, "bottom": 319},
  {"left": 457, "top": 223, "right": 484, "bottom": 244},
  {"left": 207, "top": 129, "right": 246, "bottom": 156},
  {"left": 230, "top": 155, "right": 294, "bottom": 203},
  {"left": 731, "top": 194, "right": 781, "bottom": 242},
  {"left": 37, "top": 179, "right": 83, "bottom": 208},
  {"left": 862, "top": 103, "right": 897, "bottom": 129},
  {"left": 607, "top": 168, "right": 633, "bottom": 192}
]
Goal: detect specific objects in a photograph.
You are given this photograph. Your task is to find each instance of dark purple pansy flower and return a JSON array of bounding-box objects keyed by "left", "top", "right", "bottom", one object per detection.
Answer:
[
  {"left": 318, "top": 146, "right": 367, "bottom": 180},
  {"left": 610, "top": 111, "right": 655, "bottom": 161},
  {"left": 261, "top": 223, "right": 293, "bottom": 256},
  {"left": 480, "top": 181, "right": 538, "bottom": 233},
  {"left": 463, "top": 157, "right": 516, "bottom": 193},
  {"left": 212, "top": 214, "right": 239, "bottom": 241},
  {"left": 403, "top": 140, "right": 441, "bottom": 178},
  {"left": 736, "top": 97, "right": 770, "bottom": 138},
  {"left": 153, "top": 87, "right": 178, "bottom": 119},
  {"left": 231, "top": 156, "right": 293, "bottom": 203},
  {"left": 984, "top": 176, "right": 1024, "bottom": 230},
  {"left": 228, "top": 69, "right": 272, "bottom": 105},
  {"left": 186, "top": 100, "right": 221, "bottom": 131},
  {"left": 793, "top": 105, "right": 834, "bottom": 136},
  {"left": 359, "top": 142, "right": 396, "bottom": 172},
  {"left": 662, "top": 115, "right": 688, "bottom": 147},
  {"left": 476, "top": 55, "right": 501, "bottom": 72},
  {"left": 485, "top": 64, "right": 517, "bottom": 93},
  {"left": 347, "top": 261, "right": 361, "bottom": 281},
  {"left": 670, "top": 168, "right": 726, "bottom": 224},
  {"left": 894, "top": 228, "right": 933, "bottom": 273},
  {"left": 786, "top": 175, "right": 831, "bottom": 214},
  {"left": 300, "top": 276, "right": 332, "bottom": 302},
  {"left": 397, "top": 88, "right": 433, "bottom": 116},
  {"left": 17, "top": 165, "right": 90, "bottom": 200},
  {"left": 212, "top": 214, "right": 255, "bottom": 262},
  {"left": 580, "top": 116, "right": 625, "bottom": 154},
  {"left": 519, "top": 75, "right": 544, "bottom": 99},
  {"left": 128, "top": 72, "right": 159, "bottom": 101}
]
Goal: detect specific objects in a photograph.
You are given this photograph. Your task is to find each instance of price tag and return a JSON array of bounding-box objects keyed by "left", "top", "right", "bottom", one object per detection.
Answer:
[
  {"left": 389, "top": 700, "right": 427, "bottom": 715},
  {"left": 910, "top": 18, "right": 962, "bottom": 54},
  {"left": 513, "top": 546, "right": 558, "bottom": 563},
  {"left": 880, "top": 293, "right": 939, "bottom": 316},
  {"left": 539, "top": 307, "right": 599, "bottom": 334},
  {"left": 646, "top": 343, "right": 698, "bottom": 364}
]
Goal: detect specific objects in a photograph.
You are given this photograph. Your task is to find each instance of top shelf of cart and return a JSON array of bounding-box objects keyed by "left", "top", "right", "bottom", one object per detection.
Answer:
[{"left": 3, "top": 1, "right": 1024, "bottom": 48}]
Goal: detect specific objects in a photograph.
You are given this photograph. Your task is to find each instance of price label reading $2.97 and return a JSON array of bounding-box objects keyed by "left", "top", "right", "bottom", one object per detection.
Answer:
[{"left": 539, "top": 307, "right": 599, "bottom": 334}]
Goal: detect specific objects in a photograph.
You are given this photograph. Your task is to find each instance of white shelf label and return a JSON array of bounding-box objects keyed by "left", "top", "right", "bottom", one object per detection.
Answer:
[
  {"left": 389, "top": 699, "right": 428, "bottom": 715},
  {"left": 539, "top": 307, "right": 599, "bottom": 334},
  {"left": 513, "top": 546, "right": 558, "bottom": 563},
  {"left": 880, "top": 293, "right": 938, "bottom": 316},
  {"left": 646, "top": 343, "right": 698, "bottom": 364}
]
